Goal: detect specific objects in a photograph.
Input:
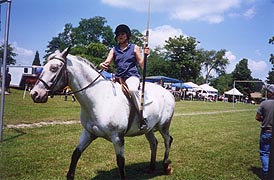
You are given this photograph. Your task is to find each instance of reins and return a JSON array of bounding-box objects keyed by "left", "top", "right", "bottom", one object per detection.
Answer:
[
  {"left": 65, "top": 69, "right": 104, "bottom": 95},
  {"left": 39, "top": 52, "right": 105, "bottom": 96}
]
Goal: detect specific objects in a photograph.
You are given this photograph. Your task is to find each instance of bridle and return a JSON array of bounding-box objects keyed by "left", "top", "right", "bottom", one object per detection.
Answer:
[
  {"left": 37, "top": 55, "right": 104, "bottom": 96},
  {"left": 37, "top": 56, "right": 68, "bottom": 95}
]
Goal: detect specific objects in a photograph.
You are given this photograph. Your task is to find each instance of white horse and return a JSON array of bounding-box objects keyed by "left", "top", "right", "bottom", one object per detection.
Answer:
[{"left": 30, "top": 48, "right": 175, "bottom": 180}]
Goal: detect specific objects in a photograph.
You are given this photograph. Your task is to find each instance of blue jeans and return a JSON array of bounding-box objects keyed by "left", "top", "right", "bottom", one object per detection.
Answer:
[{"left": 259, "top": 130, "right": 272, "bottom": 175}]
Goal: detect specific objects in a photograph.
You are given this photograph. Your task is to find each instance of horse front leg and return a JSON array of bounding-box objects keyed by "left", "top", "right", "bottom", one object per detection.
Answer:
[
  {"left": 112, "top": 134, "right": 126, "bottom": 179},
  {"left": 67, "top": 130, "right": 97, "bottom": 180},
  {"left": 145, "top": 131, "right": 158, "bottom": 173}
]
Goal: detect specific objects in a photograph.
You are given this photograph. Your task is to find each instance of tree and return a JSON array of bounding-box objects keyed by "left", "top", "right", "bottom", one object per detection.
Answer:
[
  {"left": 269, "top": 36, "right": 274, "bottom": 68},
  {"left": 164, "top": 35, "right": 200, "bottom": 81},
  {"left": 199, "top": 49, "right": 229, "bottom": 83},
  {"left": 130, "top": 29, "right": 145, "bottom": 47},
  {"left": 44, "top": 16, "right": 115, "bottom": 61},
  {"left": 210, "top": 73, "right": 233, "bottom": 95},
  {"left": 251, "top": 78, "right": 264, "bottom": 92},
  {"left": 266, "top": 70, "right": 274, "bottom": 84},
  {"left": 78, "top": 43, "right": 108, "bottom": 66},
  {"left": 44, "top": 23, "right": 74, "bottom": 61},
  {"left": 231, "top": 58, "right": 253, "bottom": 96},
  {"left": 32, "top": 51, "right": 41, "bottom": 66},
  {"left": 0, "top": 44, "right": 17, "bottom": 65},
  {"left": 72, "top": 16, "right": 114, "bottom": 47},
  {"left": 267, "top": 36, "right": 274, "bottom": 84},
  {"left": 146, "top": 47, "right": 174, "bottom": 77}
]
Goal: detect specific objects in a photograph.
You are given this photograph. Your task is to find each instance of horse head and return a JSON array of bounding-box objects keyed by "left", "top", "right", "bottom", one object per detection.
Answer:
[{"left": 30, "top": 47, "right": 70, "bottom": 103}]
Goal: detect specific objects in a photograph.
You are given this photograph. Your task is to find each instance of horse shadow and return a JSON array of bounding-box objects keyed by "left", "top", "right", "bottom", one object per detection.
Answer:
[
  {"left": 248, "top": 166, "right": 265, "bottom": 180},
  {"left": 2, "top": 128, "right": 26, "bottom": 142},
  {"left": 91, "top": 161, "right": 171, "bottom": 180}
]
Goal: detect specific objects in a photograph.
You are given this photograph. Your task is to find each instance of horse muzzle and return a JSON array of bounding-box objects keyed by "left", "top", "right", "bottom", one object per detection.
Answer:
[{"left": 30, "top": 88, "right": 49, "bottom": 103}]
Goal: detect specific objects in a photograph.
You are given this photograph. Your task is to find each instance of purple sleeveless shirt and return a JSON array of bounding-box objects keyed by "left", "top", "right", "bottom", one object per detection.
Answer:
[{"left": 113, "top": 44, "right": 140, "bottom": 79}]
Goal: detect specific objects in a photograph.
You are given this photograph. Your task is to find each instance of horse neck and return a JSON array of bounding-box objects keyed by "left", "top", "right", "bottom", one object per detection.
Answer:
[{"left": 66, "top": 56, "right": 103, "bottom": 93}]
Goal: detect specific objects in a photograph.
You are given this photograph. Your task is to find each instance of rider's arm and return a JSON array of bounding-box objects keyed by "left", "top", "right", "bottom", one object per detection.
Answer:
[
  {"left": 135, "top": 45, "right": 150, "bottom": 69},
  {"left": 100, "top": 48, "right": 114, "bottom": 70}
]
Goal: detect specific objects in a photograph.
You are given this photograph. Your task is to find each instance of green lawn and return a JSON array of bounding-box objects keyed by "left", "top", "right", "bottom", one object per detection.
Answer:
[{"left": 0, "top": 89, "right": 263, "bottom": 180}]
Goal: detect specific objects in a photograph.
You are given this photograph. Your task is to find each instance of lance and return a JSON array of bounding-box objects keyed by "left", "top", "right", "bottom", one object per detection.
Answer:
[{"left": 140, "top": 0, "right": 150, "bottom": 120}]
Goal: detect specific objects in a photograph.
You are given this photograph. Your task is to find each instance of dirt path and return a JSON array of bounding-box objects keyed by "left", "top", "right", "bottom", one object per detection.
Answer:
[
  {"left": 174, "top": 109, "right": 253, "bottom": 116},
  {"left": 6, "top": 109, "right": 253, "bottom": 129},
  {"left": 6, "top": 120, "right": 79, "bottom": 129}
]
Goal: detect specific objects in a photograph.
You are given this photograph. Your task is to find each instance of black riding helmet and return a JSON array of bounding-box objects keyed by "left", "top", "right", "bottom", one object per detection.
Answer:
[{"left": 115, "top": 24, "right": 131, "bottom": 41}]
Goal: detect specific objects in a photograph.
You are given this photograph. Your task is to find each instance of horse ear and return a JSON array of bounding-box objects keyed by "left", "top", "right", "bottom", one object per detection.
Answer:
[{"left": 61, "top": 46, "right": 71, "bottom": 59}]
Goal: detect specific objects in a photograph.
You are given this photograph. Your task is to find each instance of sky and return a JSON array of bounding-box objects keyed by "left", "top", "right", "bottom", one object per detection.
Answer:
[{"left": 1, "top": 0, "right": 274, "bottom": 82}]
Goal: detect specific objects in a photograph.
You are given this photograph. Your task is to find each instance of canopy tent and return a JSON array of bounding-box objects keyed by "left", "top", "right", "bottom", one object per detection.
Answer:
[
  {"left": 171, "top": 83, "right": 192, "bottom": 89},
  {"left": 224, "top": 87, "right": 243, "bottom": 96},
  {"left": 184, "top": 82, "right": 199, "bottom": 89},
  {"left": 197, "top": 83, "right": 218, "bottom": 102},
  {"left": 250, "top": 92, "right": 262, "bottom": 98},
  {"left": 198, "top": 83, "right": 218, "bottom": 93},
  {"left": 145, "top": 76, "right": 182, "bottom": 86}
]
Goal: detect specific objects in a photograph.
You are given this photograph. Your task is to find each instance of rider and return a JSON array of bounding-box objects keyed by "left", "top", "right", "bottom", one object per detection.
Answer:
[{"left": 100, "top": 24, "right": 149, "bottom": 130}]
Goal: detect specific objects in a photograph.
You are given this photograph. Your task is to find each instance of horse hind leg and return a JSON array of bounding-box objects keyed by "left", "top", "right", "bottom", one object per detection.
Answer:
[
  {"left": 145, "top": 131, "right": 158, "bottom": 173},
  {"left": 159, "top": 121, "right": 173, "bottom": 175},
  {"left": 67, "top": 130, "right": 97, "bottom": 180}
]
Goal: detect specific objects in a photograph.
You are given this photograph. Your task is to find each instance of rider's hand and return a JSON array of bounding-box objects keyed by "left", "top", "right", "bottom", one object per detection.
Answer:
[
  {"left": 100, "top": 62, "right": 110, "bottom": 70},
  {"left": 144, "top": 46, "right": 150, "bottom": 56}
]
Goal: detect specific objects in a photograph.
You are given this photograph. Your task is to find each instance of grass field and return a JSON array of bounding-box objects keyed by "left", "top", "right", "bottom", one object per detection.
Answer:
[{"left": 0, "top": 89, "right": 264, "bottom": 180}]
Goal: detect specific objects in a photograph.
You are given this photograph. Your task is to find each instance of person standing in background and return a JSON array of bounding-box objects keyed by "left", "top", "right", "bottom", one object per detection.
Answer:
[{"left": 255, "top": 84, "right": 274, "bottom": 179}]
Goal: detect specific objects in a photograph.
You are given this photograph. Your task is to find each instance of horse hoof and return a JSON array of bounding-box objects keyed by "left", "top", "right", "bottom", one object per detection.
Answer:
[{"left": 165, "top": 165, "right": 173, "bottom": 175}]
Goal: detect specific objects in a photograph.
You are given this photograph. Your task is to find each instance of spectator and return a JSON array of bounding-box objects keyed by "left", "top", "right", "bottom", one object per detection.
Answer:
[
  {"left": 255, "top": 84, "right": 274, "bottom": 179},
  {"left": 64, "top": 86, "right": 76, "bottom": 102},
  {"left": 5, "top": 69, "right": 11, "bottom": 93}
]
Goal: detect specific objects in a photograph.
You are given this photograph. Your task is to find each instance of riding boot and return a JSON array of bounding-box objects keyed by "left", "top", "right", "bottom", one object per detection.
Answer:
[{"left": 130, "top": 90, "right": 148, "bottom": 130}]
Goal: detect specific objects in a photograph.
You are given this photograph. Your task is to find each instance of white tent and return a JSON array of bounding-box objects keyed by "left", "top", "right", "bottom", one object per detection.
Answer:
[
  {"left": 224, "top": 87, "right": 243, "bottom": 96},
  {"left": 197, "top": 83, "right": 218, "bottom": 101},
  {"left": 198, "top": 84, "right": 218, "bottom": 93},
  {"left": 185, "top": 82, "right": 199, "bottom": 89}
]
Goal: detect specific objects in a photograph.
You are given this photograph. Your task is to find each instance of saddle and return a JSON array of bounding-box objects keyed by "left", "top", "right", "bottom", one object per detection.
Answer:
[
  {"left": 117, "top": 77, "right": 140, "bottom": 133},
  {"left": 117, "top": 77, "right": 152, "bottom": 107},
  {"left": 117, "top": 77, "right": 132, "bottom": 100}
]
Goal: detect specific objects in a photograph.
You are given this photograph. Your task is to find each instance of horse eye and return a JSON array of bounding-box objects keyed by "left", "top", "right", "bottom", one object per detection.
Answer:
[{"left": 50, "top": 65, "right": 58, "bottom": 72}]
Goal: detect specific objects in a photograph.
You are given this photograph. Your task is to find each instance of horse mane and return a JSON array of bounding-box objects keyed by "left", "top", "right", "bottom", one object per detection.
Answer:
[
  {"left": 73, "top": 55, "right": 98, "bottom": 70},
  {"left": 47, "top": 50, "right": 99, "bottom": 71}
]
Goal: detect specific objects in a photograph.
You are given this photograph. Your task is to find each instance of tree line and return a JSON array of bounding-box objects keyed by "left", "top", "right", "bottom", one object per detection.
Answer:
[{"left": 2, "top": 16, "right": 274, "bottom": 96}]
